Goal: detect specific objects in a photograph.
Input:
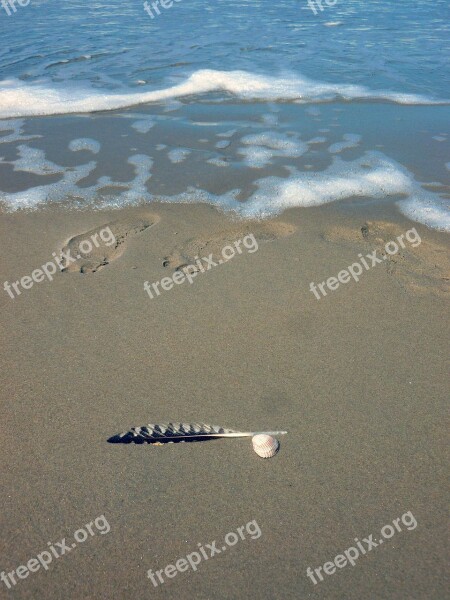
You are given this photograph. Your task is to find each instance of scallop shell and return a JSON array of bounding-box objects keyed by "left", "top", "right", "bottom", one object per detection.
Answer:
[{"left": 252, "top": 434, "right": 280, "bottom": 458}]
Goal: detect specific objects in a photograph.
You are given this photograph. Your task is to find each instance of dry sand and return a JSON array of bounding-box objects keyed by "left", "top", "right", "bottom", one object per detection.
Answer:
[{"left": 0, "top": 201, "right": 448, "bottom": 599}]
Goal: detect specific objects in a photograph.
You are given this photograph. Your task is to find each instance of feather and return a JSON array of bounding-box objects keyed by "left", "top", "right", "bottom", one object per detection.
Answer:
[{"left": 108, "top": 423, "right": 287, "bottom": 444}]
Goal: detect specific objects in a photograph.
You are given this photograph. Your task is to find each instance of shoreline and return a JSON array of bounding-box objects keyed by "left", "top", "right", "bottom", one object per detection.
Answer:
[{"left": 1, "top": 101, "right": 449, "bottom": 232}]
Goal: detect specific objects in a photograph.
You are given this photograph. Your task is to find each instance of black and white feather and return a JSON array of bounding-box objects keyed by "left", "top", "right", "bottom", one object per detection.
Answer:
[
  {"left": 108, "top": 423, "right": 238, "bottom": 444},
  {"left": 108, "top": 423, "right": 287, "bottom": 444}
]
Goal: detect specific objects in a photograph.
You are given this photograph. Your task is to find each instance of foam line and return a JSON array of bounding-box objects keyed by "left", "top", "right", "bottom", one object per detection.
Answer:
[{"left": 0, "top": 70, "right": 447, "bottom": 118}]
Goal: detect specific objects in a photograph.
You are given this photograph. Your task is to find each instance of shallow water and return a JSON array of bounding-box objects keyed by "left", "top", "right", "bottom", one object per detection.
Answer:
[{"left": 0, "top": 0, "right": 449, "bottom": 228}]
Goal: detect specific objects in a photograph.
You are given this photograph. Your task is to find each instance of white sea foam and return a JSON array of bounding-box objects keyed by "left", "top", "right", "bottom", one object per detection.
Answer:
[
  {"left": 0, "top": 162, "right": 97, "bottom": 210},
  {"left": 1, "top": 146, "right": 448, "bottom": 231},
  {"left": 207, "top": 157, "right": 229, "bottom": 167},
  {"left": 68, "top": 138, "right": 101, "bottom": 154},
  {"left": 114, "top": 155, "right": 153, "bottom": 204},
  {"left": 158, "top": 151, "right": 449, "bottom": 231},
  {"left": 13, "top": 145, "right": 65, "bottom": 175},
  {"left": 228, "top": 152, "right": 411, "bottom": 217},
  {"left": 0, "top": 119, "right": 40, "bottom": 144},
  {"left": 241, "top": 132, "right": 304, "bottom": 153},
  {"left": 191, "top": 122, "right": 220, "bottom": 127},
  {"left": 167, "top": 148, "right": 191, "bottom": 163},
  {"left": 131, "top": 119, "right": 155, "bottom": 133},
  {"left": 237, "top": 146, "right": 274, "bottom": 168},
  {"left": 307, "top": 136, "right": 327, "bottom": 145},
  {"left": 328, "top": 134, "right": 362, "bottom": 154},
  {"left": 238, "top": 131, "right": 307, "bottom": 167},
  {"left": 0, "top": 154, "right": 153, "bottom": 211},
  {"left": 232, "top": 151, "right": 449, "bottom": 231},
  {"left": 397, "top": 197, "right": 450, "bottom": 232},
  {"left": 0, "top": 70, "right": 446, "bottom": 118}
]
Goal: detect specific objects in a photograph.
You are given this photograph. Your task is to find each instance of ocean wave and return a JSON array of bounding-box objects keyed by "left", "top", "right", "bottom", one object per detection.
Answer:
[{"left": 0, "top": 70, "right": 447, "bottom": 119}]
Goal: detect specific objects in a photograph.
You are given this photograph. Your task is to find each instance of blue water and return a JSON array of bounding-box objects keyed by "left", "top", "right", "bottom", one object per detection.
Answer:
[
  {"left": 0, "top": 0, "right": 449, "bottom": 228},
  {"left": 0, "top": 0, "right": 450, "bottom": 110},
  {"left": 1, "top": 0, "right": 449, "bottom": 100}
]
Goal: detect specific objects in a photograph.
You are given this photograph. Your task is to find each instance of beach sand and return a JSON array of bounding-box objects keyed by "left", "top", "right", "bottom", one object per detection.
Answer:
[{"left": 0, "top": 201, "right": 448, "bottom": 599}]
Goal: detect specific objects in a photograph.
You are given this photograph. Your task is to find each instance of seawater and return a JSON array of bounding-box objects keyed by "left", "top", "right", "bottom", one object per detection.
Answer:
[{"left": 0, "top": 0, "right": 448, "bottom": 229}]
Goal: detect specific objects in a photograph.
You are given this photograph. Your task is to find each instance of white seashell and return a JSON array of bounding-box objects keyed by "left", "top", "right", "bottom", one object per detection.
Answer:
[{"left": 252, "top": 434, "right": 280, "bottom": 458}]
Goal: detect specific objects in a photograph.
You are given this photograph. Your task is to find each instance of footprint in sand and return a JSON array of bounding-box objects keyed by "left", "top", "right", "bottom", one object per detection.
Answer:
[
  {"left": 162, "top": 221, "right": 296, "bottom": 272},
  {"left": 61, "top": 214, "right": 160, "bottom": 274},
  {"left": 323, "top": 221, "right": 450, "bottom": 297}
]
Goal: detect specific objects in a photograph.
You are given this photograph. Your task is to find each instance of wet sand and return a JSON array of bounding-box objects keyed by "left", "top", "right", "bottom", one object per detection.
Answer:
[{"left": 0, "top": 201, "right": 448, "bottom": 599}]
